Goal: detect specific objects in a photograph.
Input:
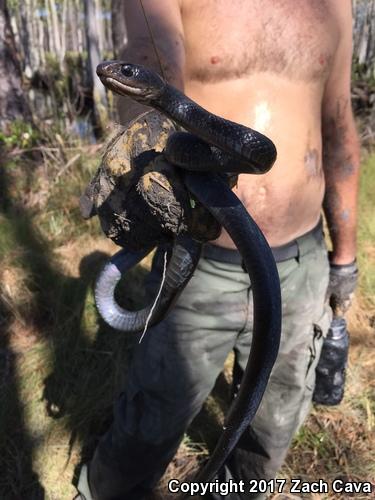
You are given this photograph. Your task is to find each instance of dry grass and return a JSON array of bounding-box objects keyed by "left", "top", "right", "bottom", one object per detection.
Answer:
[{"left": 0, "top": 142, "right": 374, "bottom": 500}]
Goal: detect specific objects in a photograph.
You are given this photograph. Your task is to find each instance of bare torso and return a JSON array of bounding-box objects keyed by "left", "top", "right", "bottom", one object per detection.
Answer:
[{"left": 180, "top": 0, "right": 340, "bottom": 247}]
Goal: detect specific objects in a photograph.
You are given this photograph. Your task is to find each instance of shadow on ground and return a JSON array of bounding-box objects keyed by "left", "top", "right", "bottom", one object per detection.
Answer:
[
  {"left": 0, "top": 156, "right": 149, "bottom": 496},
  {"left": 0, "top": 161, "right": 45, "bottom": 499}
]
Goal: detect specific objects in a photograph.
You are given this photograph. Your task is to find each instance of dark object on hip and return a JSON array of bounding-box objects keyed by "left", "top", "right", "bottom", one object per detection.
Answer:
[
  {"left": 313, "top": 316, "right": 349, "bottom": 406},
  {"left": 202, "top": 219, "right": 323, "bottom": 265}
]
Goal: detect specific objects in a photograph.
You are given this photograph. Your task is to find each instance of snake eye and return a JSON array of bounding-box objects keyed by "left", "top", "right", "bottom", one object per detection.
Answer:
[{"left": 121, "top": 65, "right": 134, "bottom": 77}]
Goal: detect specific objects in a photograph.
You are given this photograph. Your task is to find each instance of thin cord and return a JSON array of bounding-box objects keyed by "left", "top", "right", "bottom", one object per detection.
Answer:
[
  {"left": 139, "top": 0, "right": 166, "bottom": 80},
  {"left": 137, "top": 1, "right": 169, "bottom": 342},
  {"left": 139, "top": 250, "right": 168, "bottom": 343}
]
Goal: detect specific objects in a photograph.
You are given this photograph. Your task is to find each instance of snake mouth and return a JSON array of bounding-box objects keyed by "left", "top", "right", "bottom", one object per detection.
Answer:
[
  {"left": 98, "top": 75, "right": 160, "bottom": 103},
  {"left": 102, "top": 76, "right": 146, "bottom": 97}
]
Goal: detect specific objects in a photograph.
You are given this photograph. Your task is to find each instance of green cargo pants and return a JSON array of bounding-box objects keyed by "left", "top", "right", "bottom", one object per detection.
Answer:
[{"left": 88, "top": 222, "right": 331, "bottom": 500}]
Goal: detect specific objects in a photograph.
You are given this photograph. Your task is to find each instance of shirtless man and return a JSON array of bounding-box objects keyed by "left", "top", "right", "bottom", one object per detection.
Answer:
[{"left": 76, "top": 1, "right": 360, "bottom": 499}]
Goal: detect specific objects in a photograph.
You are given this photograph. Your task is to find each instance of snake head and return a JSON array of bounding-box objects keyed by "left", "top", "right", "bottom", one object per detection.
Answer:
[{"left": 96, "top": 61, "right": 166, "bottom": 104}]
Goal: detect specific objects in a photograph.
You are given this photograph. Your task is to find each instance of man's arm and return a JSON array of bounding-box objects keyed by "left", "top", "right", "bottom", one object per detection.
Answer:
[
  {"left": 118, "top": 0, "right": 185, "bottom": 124},
  {"left": 322, "top": 0, "right": 360, "bottom": 266}
]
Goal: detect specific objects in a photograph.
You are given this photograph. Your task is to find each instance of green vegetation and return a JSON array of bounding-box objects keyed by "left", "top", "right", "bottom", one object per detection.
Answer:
[
  {"left": 0, "top": 137, "right": 374, "bottom": 499},
  {"left": 352, "top": 57, "right": 375, "bottom": 86},
  {"left": 358, "top": 155, "right": 375, "bottom": 304},
  {"left": 0, "top": 121, "right": 40, "bottom": 149}
]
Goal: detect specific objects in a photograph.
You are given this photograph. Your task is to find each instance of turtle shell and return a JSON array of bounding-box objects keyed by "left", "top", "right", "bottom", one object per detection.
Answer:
[{"left": 80, "top": 110, "right": 221, "bottom": 250}]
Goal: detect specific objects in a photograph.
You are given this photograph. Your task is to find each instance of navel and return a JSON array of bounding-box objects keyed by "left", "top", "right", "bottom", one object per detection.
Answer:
[{"left": 258, "top": 186, "right": 267, "bottom": 198}]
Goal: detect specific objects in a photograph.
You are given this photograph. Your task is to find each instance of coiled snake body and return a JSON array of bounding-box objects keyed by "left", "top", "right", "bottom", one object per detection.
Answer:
[{"left": 94, "top": 61, "right": 282, "bottom": 483}]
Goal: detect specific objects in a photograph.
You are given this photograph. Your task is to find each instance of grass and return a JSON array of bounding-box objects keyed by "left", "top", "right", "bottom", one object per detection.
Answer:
[
  {"left": 0, "top": 135, "right": 374, "bottom": 499},
  {"left": 357, "top": 155, "right": 375, "bottom": 306}
]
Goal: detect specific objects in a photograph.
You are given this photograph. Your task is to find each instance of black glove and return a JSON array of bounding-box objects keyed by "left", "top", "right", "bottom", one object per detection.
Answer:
[{"left": 326, "top": 257, "right": 358, "bottom": 313}]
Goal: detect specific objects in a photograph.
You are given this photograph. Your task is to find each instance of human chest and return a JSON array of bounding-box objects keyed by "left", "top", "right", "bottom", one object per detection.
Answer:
[{"left": 183, "top": 0, "right": 340, "bottom": 83}]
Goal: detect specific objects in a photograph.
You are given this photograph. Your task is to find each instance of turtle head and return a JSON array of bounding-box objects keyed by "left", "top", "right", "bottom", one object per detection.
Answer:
[{"left": 96, "top": 61, "right": 166, "bottom": 104}]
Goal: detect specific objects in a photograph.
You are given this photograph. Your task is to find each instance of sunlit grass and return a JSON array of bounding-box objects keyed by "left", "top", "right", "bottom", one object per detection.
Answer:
[{"left": 358, "top": 154, "right": 375, "bottom": 304}]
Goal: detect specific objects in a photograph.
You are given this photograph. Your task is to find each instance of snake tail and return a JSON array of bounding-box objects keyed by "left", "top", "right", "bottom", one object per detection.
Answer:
[{"left": 95, "top": 235, "right": 202, "bottom": 332}]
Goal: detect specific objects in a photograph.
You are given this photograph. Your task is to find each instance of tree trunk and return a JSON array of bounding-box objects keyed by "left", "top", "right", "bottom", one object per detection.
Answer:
[
  {"left": 45, "top": 0, "right": 54, "bottom": 53},
  {"left": 95, "top": 0, "right": 105, "bottom": 55},
  {"left": 103, "top": 1, "right": 112, "bottom": 54},
  {"left": 19, "top": 0, "right": 30, "bottom": 70},
  {"left": 37, "top": 12, "right": 46, "bottom": 65},
  {"left": 75, "top": 0, "right": 84, "bottom": 52},
  {"left": 29, "top": 0, "right": 40, "bottom": 68},
  {"left": 0, "top": 0, "right": 32, "bottom": 130},
  {"left": 48, "top": 0, "right": 62, "bottom": 63},
  {"left": 60, "top": 0, "right": 68, "bottom": 59},
  {"left": 111, "top": 0, "right": 127, "bottom": 58},
  {"left": 83, "top": 0, "right": 108, "bottom": 133},
  {"left": 353, "top": 0, "right": 375, "bottom": 74},
  {"left": 67, "top": 0, "right": 78, "bottom": 52}
]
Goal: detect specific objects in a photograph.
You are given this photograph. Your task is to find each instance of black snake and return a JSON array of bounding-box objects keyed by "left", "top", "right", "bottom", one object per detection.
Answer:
[{"left": 94, "top": 60, "right": 282, "bottom": 483}]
